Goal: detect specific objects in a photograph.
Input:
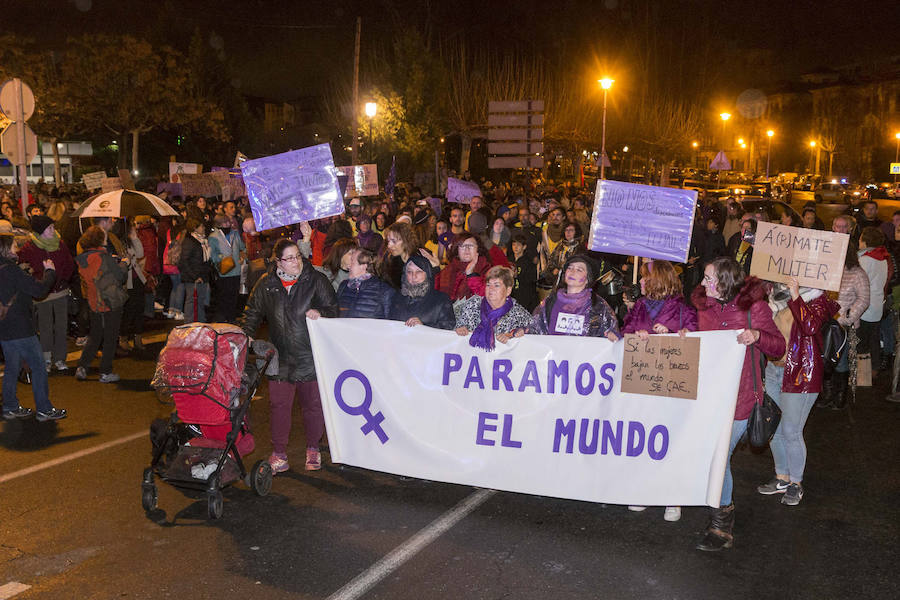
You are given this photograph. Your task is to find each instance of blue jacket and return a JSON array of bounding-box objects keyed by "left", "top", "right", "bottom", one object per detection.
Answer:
[
  {"left": 337, "top": 276, "right": 395, "bottom": 319},
  {"left": 209, "top": 228, "right": 245, "bottom": 278}
]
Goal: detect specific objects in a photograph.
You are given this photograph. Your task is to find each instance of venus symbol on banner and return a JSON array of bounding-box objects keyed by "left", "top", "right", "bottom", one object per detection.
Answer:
[{"left": 334, "top": 369, "right": 389, "bottom": 443}]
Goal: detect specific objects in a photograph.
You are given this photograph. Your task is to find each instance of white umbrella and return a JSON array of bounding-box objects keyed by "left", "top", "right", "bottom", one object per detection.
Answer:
[{"left": 73, "top": 189, "right": 179, "bottom": 218}]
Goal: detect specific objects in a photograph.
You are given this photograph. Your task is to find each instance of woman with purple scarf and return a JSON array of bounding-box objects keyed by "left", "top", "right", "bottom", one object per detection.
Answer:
[
  {"left": 528, "top": 255, "right": 620, "bottom": 341},
  {"left": 355, "top": 215, "right": 383, "bottom": 253},
  {"left": 455, "top": 266, "right": 532, "bottom": 350}
]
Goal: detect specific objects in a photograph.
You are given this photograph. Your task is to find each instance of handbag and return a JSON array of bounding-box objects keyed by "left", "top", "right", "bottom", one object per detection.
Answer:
[
  {"left": 218, "top": 255, "right": 235, "bottom": 275},
  {"left": 820, "top": 318, "right": 847, "bottom": 375},
  {"left": 747, "top": 312, "right": 782, "bottom": 448}
]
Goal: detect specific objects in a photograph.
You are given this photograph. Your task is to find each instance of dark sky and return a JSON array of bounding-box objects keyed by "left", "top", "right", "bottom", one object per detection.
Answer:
[{"left": 6, "top": 0, "right": 899, "bottom": 100}]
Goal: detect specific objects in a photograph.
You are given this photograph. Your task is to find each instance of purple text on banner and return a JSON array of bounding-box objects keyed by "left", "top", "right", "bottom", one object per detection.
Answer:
[
  {"left": 446, "top": 177, "right": 481, "bottom": 204},
  {"left": 240, "top": 143, "right": 345, "bottom": 231},
  {"left": 588, "top": 180, "right": 698, "bottom": 263}
]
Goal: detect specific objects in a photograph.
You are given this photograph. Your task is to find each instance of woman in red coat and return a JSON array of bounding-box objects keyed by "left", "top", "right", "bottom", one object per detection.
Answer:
[
  {"left": 435, "top": 232, "right": 491, "bottom": 302},
  {"left": 692, "top": 256, "right": 785, "bottom": 551},
  {"left": 758, "top": 277, "right": 839, "bottom": 507}
]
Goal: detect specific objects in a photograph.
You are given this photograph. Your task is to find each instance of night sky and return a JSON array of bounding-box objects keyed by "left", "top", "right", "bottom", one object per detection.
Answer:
[{"left": 5, "top": 0, "right": 898, "bottom": 100}]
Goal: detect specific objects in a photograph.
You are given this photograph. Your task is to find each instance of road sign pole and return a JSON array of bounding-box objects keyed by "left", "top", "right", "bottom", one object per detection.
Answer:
[{"left": 13, "top": 79, "right": 28, "bottom": 213}]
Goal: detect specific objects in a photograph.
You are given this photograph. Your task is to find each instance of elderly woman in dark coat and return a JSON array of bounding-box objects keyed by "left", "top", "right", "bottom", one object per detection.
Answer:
[
  {"left": 337, "top": 247, "right": 395, "bottom": 319},
  {"left": 389, "top": 254, "right": 455, "bottom": 329},
  {"left": 455, "top": 266, "right": 533, "bottom": 350}
]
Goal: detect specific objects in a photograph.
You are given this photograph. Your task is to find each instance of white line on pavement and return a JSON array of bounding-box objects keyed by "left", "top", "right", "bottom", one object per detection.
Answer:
[
  {"left": 327, "top": 488, "right": 497, "bottom": 600},
  {"left": 0, "top": 430, "right": 146, "bottom": 484},
  {"left": 0, "top": 582, "right": 31, "bottom": 599}
]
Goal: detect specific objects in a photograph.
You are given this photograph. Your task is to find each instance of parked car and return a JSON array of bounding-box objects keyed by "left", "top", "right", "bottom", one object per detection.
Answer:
[
  {"left": 813, "top": 182, "right": 850, "bottom": 203},
  {"left": 736, "top": 197, "right": 803, "bottom": 225}
]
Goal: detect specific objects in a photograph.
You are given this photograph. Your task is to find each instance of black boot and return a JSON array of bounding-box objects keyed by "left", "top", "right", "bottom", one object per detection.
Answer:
[
  {"left": 817, "top": 375, "right": 835, "bottom": 408},
  {"left": 879, "top": 354, "right": 893, "bottom": 373},
  {"left": 696, "top": 503, "right": 734, "bottom": 551},
  {"left": 831, "top": 372, "right": 849, "bottom": 410}
]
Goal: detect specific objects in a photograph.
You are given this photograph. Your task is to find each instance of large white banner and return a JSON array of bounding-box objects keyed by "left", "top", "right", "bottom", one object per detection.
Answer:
[{"left": 309, "top": 320, "right": 745, "bottom": 507}]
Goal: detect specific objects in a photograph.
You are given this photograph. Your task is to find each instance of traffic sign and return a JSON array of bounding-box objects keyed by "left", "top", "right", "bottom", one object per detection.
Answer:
[
  {"left": 0, "top": 79, "right": 35, "bottom": 121},
  {"left": 487, "top": 128, "right": 544, "bottom": 141},
  {"left": 488, "top": 142, "right": 543, "bottom": 155},
  {"left": 891, "top": 163, "right": 900, "bottom": 175},
  {"left": 1, "top": 122, "right": 38, "bottom": 164},
  {"left": 487, "top": 113, "right": 544, "bottom": 127},
  {"left": 488, "top": 156, "right": 543, "bottom": 169}
]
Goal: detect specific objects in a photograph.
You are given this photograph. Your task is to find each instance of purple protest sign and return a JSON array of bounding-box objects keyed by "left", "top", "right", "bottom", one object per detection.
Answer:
[
  {"left": 446, "top": 177, "right": 481, "bottom": 204},
  {"left": 240, "top": 143, "right": 345, "bottom": 231},
  {"left": 588, "top": 180, "right": 697, "bottom": 263}
]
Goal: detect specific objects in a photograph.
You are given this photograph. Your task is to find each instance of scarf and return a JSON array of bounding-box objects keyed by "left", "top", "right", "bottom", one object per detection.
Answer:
[
  {"left": 401, "top": 277, "right": 431, "bottom": 299},
  {"left": 862, "top": 246, "right": 889, "bottom": 261},
  {"left": 31, "top": 231, "right": 60, "bottom": 252},
  {"left": 546, "top": 222, "right": 564, "bottom": 243},
  {"left": 549, "top": 288, "right": 591, "bottom": 334},
  {"left": 192, "top": 232, "right": 210, "bottom": 262},
  {"left": 348, "top": 272, "right": 372, "bottom": 291},
  {"left": 469, "top": 297, "right": 513, "bottom": 351},
  {"left": 643, "top": 297, "right": 667, "bottom": 322},
  {"left": 276, "top": 266, "right": 300, "bottom": 292}
]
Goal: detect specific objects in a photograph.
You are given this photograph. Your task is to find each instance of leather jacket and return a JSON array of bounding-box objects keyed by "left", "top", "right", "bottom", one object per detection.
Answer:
[{"left": 781, "top": 294, "right": 840, "bottom": 394}]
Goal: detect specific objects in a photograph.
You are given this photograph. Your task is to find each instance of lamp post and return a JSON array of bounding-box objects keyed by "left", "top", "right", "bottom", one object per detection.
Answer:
[
  {"left": 621, "top": 145, "right": 629, "bottom": 180},
  {"left": 766, "top": 129, "right": 774, "bottom": 179},
  {"left": 365, "top": 102, "right": 377, "bottom": 162},
  {"left": 894, "top": 132, "right": 900, "bottom": 184},
  {"left": 692, "top": 141, "right": 698, "bottom": 168},
  {"left": 809, "top": 140, "right": 820, "bottom": 177},
  {"left": 719, "top": 112, "right": 731, "bottom": 150},
  {"left": 598, "top": 78, "right": 614, "bottom": 180}
]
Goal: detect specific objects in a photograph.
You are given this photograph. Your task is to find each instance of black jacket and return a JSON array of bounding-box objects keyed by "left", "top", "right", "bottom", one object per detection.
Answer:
[
  {"left": 239, "top": 258, "right": 338, "bottom": 382},
  {"left": 510, "top": 253, "right": 539, "bottom": 312},
  {"left": 388, "top": 254, "right": 455, "bottom": 329},
  {"left": 178, "top": 234, "right": 212, "bottom": 283},
  {"left": 0, "top": 257, "right": 55, "bottom": 340},
  {"left": 337, "top": 276, "right": 396, "bottom": 319}
]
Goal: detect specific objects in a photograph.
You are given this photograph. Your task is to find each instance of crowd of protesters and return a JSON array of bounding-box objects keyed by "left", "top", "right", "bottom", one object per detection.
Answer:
[{"left": 1, "top": 172, "right": 898, "bottom": 552}]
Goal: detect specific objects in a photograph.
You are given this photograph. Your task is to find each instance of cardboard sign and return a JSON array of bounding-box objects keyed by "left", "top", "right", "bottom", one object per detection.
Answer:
[
  {"left": 750, "top": 222, "right": 849, "bottom": 292},
  {"left": 446, "top": 177, "right": 481, "bottom": 204},
  {"left": 101, "top": 177, "right": 122, "bottom": 193},
  {"left": 117, "top": 168, "right": 135, "bottom": 189},
  {"left": 621, "top": 334, "right": 701, "bottom": 400},
  {"left": 240, "top": 143, "right": 345, "bottom": 231},
  {"left": 180, "top": 173, "right": 220, "bottom": 197},
  {"left": 168, "top": 162, "right": 201, "bottom": 183},
  {"left": 588, "top": 180, "right": 698, "bottom": 262},
  {"left": 335, "top": 164, "right": 379, "bottom": 197},
  {"left": 82, "top": 171, "right": 105, "bottom": 190}
]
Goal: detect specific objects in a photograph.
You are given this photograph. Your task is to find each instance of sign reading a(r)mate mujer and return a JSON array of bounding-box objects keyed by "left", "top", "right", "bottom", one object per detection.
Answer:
[{"left": 750, "top": 222, "right": 849, "bottom": 292}]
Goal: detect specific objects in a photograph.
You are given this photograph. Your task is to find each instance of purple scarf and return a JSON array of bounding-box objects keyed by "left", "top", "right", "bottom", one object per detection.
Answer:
[
  {"left": 549, "top": 289, "right": 591, "bottom": 335},
  {"left": 470, "top": 297, "right": 514, "bottom": 351}
]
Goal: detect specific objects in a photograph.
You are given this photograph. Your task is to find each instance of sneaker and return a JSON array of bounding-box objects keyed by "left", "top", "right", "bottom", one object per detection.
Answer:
[
  {"left": 664, "top": 506, "right": 682, "bottom": 522},
  {"left": 2, "top": 405, "right": 34, "bottom": 420},
  {"left": 75, "top": 336, "right": 88, "bottom": 347},
  {"left": 757, "top": 477, "right": 790, "bottom": 495},
  {"left": 36, "top": 407, "right": 67, "bottom": 422},
  {"left": 99, "top": 372, "right": 120, "bottom": 383},
  {"left": 75, "top": 366, "right": 88, "bottom": 381},
  {"left": 54, "top": 361, "right": 69, "bottom": 372},
  {"left": 305, "top": 447, "right": 322, "bottom": 471},
  {"left": 174, "top": 310, "right": 185, "bottom": 321},
  {"left": 163, "top": 309, "right": 174, "bottom": 319},
  {"left": 782, "top": 483, "right": 804, "bottom": 506},
  {"left": 628, "top": 505, "right": 647, "bottom": 512},
  {"left": 268, "top": 453, "right": 289, "bottom": 473},
  {"left": 154, "top": 301, "right": 165, "bottom": 311}
]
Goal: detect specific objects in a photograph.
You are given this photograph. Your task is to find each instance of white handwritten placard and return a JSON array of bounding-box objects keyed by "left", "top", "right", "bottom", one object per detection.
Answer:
[{"left": 750, "top": 222, "right": 849, "bottom": 292}]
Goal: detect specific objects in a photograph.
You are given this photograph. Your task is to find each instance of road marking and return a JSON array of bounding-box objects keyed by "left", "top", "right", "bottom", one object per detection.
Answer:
[
  {"left": 0, "top": 430, "right": 145, "bottom": 484},
  {"left": 327, "top": 488, "right": 497, "bottom": 600},
  {"left": 0, "top": 582, "right": 31, "bottom": 599}
]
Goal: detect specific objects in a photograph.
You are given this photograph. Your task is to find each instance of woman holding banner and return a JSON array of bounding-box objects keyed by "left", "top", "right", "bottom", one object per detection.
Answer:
[
  {"left": 692, "top": 256, "right": 785, "bottom": 552},
  {"left": 455, "top": 266, "right": 532, "bottom": 349}
]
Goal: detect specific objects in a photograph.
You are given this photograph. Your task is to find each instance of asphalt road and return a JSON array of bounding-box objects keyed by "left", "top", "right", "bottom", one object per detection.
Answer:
[{"left": 1, "top": 321, "right": 898, "bottom": 599}]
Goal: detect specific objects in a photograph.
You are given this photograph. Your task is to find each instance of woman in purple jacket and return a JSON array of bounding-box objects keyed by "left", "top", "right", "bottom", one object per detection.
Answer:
[{"left": 622, "top": 259, "right": 697, "bottom": 522}]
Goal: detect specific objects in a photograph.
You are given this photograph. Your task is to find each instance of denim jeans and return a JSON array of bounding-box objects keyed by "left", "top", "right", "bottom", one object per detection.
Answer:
[
  {"left": 721, "top": 418, "right": 748, "bottom": 506},
  {"left": 183, "top": 281, "right": 210, "bottom": 322},
  {"left": 168, "top": 273, "right": 184, "bottom": 313},
  {"left": 1, "top": 336, "right": 53, "bottom": 413},
  {"left": 765, "top": 363, "right": 818, "bottom": 482}
]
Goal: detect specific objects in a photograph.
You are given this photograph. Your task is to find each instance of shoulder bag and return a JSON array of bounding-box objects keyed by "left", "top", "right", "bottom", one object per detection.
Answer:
[{"left": 747, "top": 311, "right": 782, "bottom": 448}]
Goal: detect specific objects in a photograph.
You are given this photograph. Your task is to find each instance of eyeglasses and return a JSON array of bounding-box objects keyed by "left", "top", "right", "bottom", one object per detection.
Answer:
[
  {"left": 458, "top": 244, "right": 478, "bottom": 250},
  {"left": 279, "top": 255, "right": 300, "bottom": 263}
]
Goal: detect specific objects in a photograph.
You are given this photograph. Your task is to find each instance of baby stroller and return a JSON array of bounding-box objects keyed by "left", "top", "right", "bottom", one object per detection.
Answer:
[{"left": 142, "top": 322, "right": 276, "bottom": 519}]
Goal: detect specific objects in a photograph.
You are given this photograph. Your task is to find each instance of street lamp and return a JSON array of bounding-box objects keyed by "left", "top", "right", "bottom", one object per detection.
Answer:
[
  {"left": 692, "top": 141, "right": 698, "bottom": 168},
  {"left": 719, "top": 112, "right": 731, "bottom": 150},
  {"left": 598, "top": 78, "right": 614, "bottom": 180},
  {"left": 364, "top": 102, "right": 376, "bottom": 162},
  {"left": 766, "top": 129, "right": 774, "bottom": 179},
  {"left": 809, "top": 140, "right": 820, "bottom": 177},
  {"left": 894, "top": 132, "right": 900, "bottom": 184}
]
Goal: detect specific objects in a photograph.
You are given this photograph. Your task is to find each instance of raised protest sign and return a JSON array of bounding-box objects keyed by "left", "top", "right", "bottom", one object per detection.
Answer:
[
  {"left": 240, "top": 143, "right": 345, "bottom": 231},
  {"left": 335, "top": 164, "right": 379, "bottom": 198},
  {"left": 588, "top": 180, "right": 697, "bottom": 262},
  {"left": 82, "top": 171, "right": 105, "bottom": 191},
  {"left": 168, "top": 162, "right": 201, "bottom": 183},
  {"left": 446, "top": 177, "right": 481, "bottom": 204},
  {"left": 100, "top": 177, "right": 122, "bottom": 193},
  {"left": 179, "top": 173, "right": 220, "bottom": 197},
  {"left": 621, "top": 334, "right": 701, "bottom": 400},
  {"left": 750, "top": 222, "right": 849, "bottom": 292},
  {"left": 309, "top": 319, "right": 745, "bottom": 507}
]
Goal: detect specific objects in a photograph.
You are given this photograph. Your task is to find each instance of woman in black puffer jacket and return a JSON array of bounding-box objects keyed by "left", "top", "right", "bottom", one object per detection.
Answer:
[
  {"left": 389, "top": 254, "right": 455, "bottom": 329},
  {"left": 337, "top": 247, "right": 395, "bottom": 319}
]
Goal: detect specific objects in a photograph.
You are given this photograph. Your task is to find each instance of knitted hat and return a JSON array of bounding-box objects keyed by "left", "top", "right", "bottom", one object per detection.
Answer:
[{"left": 30, "top": 215, "right": 54, "bottom": 236}]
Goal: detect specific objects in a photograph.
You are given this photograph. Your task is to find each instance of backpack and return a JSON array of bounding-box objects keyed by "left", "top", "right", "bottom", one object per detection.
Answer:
[
  {"left": 820, "top": 318, "right": 848, "bottom": 375},
  {"left": 165, "top": 231, "right": 183, "bottom": 266}
]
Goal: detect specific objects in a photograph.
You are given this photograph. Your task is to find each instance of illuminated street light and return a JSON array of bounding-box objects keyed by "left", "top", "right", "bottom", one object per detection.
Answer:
[
  {"left": 738, "top": 138, "right": 745, "bottom": 146},
  {"left": 766, "top": 130, "right": 775, "bottom": 178},
  {"left": 365, "top": 102, "right": 377, "bottom": 161},
  {"left": 598, "top": 78, "right": 614, "bottom": 179},
  {"left": 364, "top": 102, "right": 377, "bottom": 118},
  {"left": 719, "top": 113, "right": 731, "bottom": 151},
  {"left": 622, "top": 145, "right": 629, "bottom": 152},
  {"left": 809, "top": 140, "right": 820, "bottom": 176},
  {"left": 894, "top": 132, "right": 900, "bottom": 183},
  {"left": 692, "top": 141, "right": 698, "bottom": 148}
]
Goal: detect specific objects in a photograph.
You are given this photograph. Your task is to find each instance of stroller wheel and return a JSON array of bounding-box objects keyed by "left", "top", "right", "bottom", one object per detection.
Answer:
[
  {"left": 250, "top": 460, "right": 273, "bottom": 497},
  {"left": 207, "top": 491, "right": 224, "bottom": 519},
  {"left": 141, "top": 484, "right": 158, "bottom": 512}
]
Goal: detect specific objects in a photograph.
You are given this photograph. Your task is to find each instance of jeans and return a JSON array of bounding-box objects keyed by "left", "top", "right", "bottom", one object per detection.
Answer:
[
  {"left": 78, "top": 308, "right": 123, "bottom": 375},
  {"left": 267, "top": 379, "right": 325, "bottom": 455},
  {"left": 721, "top": 418, "right": 749, "bottom": 506},
  {"left": 765, "top": 363, "right": 818, "bottom": 482},
  {"left": 183, "top": 281, "right": 210, "bottom": 323},
  {"left": 1, "top": 336, "right": 53, "bottom": 413},
  {"left": 168, "top": 273, "right": 184, "bottom": 313},
  {"left": 35, "top": 294, "right": 68, "bottom": 363}
]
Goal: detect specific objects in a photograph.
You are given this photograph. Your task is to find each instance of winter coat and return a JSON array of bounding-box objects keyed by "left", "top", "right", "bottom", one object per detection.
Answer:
[
  {"left": 178, "top": 234, "right": 212, "bottom": 283},
  {"left": 780, "top": 294, "right": 841, "bottom": 394},
  {"left": 692, "top": 277, "right": 785, "bottom": 420},
  {"left": 209, "top": 228, "right": 245, "bottom": 278},
  {"left": 76, "top": 248, "right": 128, "bottom": 313},
  {"left": 0, "top": 257, "right": 55, "bottom": 340},
  {"left": 337, "top": 276, "right": 395, "bottom": 319},
  {"left": 455, "top": 295, "right": 533, "bottom": 335},
  {"left": 435, "top": 255, "right": 491, "bottom": 301},
  {"left": 529, "top": 291, "right": 621, "bottom": 338},
  {"left": 622, "top": 296, "right": 698, "bottom": 334},
  {"left": 859, "top": 248, "right": 888, "bottom": 322},
  {"left": 837, "top": 266, "right": 869, "bottom": 327},
  {"left": 388, "top": 256, "right": 455, "bottom": 329},
  {"left": 238, "top": 258, "right": 338, "bottom": 382},
  {"left": 17, "top": 236, "right": 75, "bottom": 295},
  {"left": 136, "top": 223, "right": 160, "bottom": 275},
  {"left": 509, "top": 253, "right": 539, "bottom": 312}
]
